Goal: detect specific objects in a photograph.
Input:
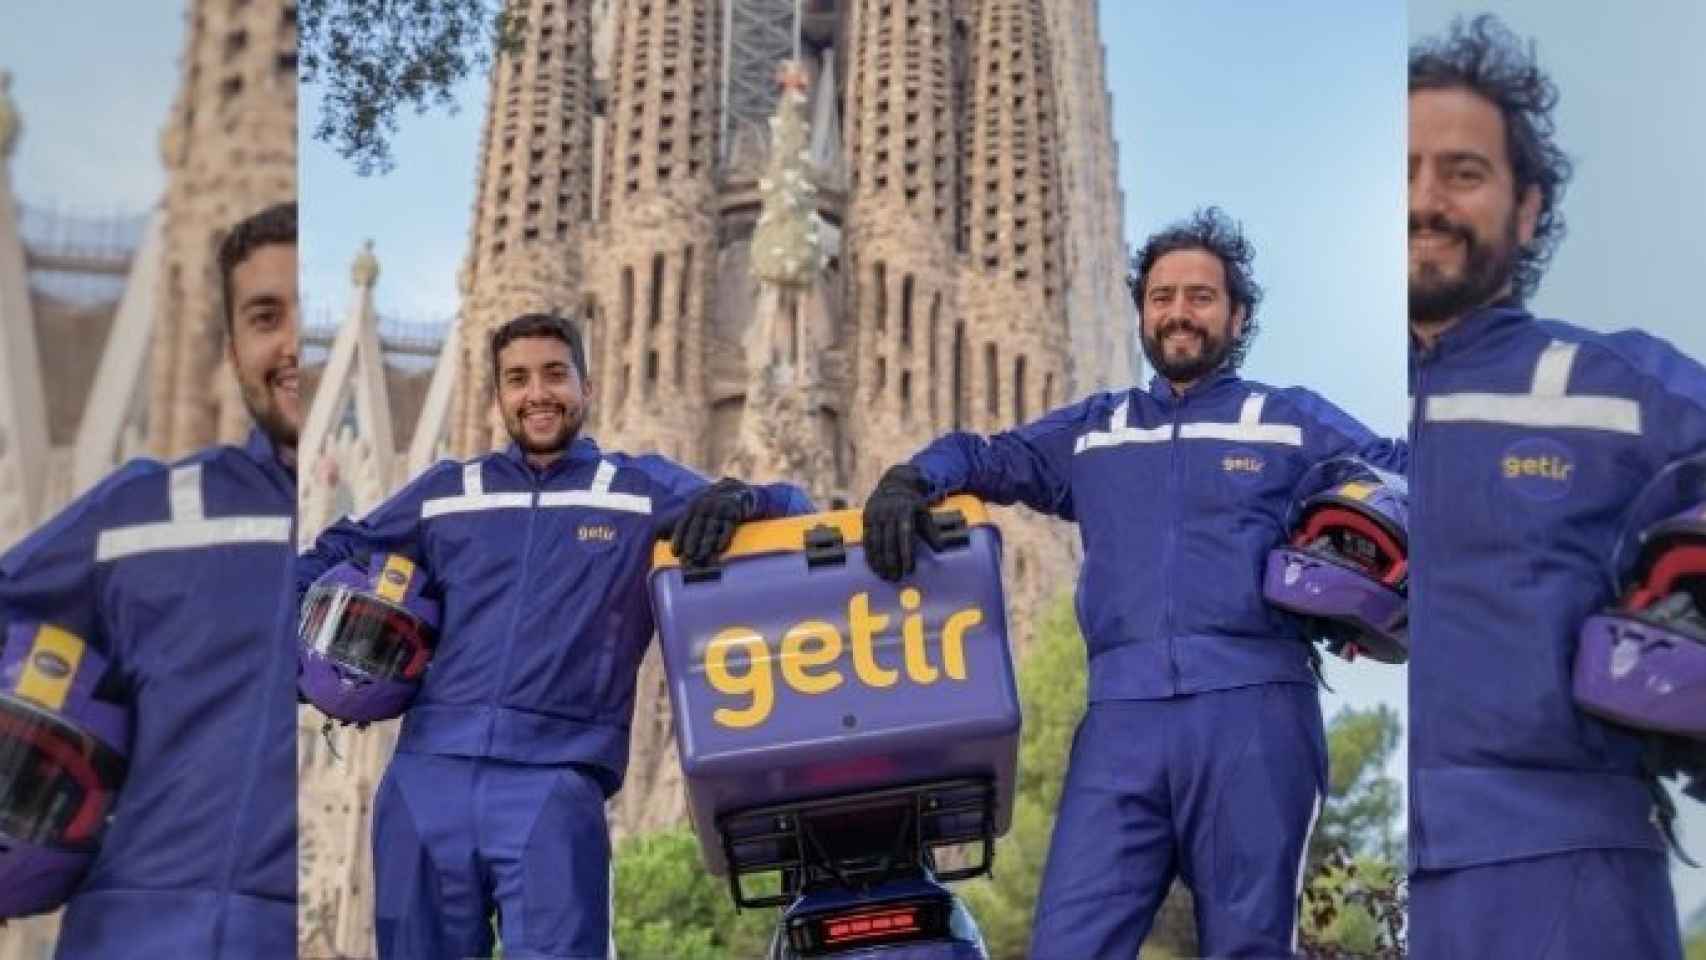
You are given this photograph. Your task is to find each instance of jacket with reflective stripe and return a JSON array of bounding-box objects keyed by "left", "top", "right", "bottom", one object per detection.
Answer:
[
  {"left": 1408, "top": 304, "right": 1706, "bottom": 870},
  {"left": 910, "top": 370, "right": 1406, "bottom": 701},
  {"left": 295, "top": 436, "right": 812, "bottom": 789},
  {"left": 0, "top": 430, "right": 297, "bottom": 911}
]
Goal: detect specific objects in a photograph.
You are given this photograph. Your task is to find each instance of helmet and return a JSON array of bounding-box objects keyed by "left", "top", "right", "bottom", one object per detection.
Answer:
[
  {"left": 1574, "top": 502, "right": 1706, "bottom": 740},
  {"left": 0, "top": 620, "right": 129, "bottom": 918},
  {"left": 1263, "top": 465, "right": 1409, "bottom": 664},
  {"left": 298, "top": 553, "right": 440, "bottom": 724}
]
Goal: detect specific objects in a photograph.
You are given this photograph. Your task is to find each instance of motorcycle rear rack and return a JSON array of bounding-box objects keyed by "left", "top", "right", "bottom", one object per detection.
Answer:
[{"left": 717, "top": 777, "right": 997, "bottom": 909}]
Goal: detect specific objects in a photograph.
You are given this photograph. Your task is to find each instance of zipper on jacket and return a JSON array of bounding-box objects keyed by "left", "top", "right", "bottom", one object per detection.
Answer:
[
  {"left": 1162, "top": 394, "right": 1186, "bottom": 696},
  {"left": 487, "top": 461, "right": 542, "bottom": 756}
]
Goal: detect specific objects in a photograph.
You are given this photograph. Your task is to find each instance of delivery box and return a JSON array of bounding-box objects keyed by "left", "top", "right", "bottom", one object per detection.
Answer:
[{"left": 649, "top": 496, "right": 1021, "bottom": 887}]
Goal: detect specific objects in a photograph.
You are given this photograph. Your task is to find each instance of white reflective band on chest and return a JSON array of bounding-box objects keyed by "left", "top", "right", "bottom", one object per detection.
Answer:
[
  {"left": 421, "top": 459, "right": 654, "bottom": 517},
  {"left": 169, "top": 464, "right": 204, "bottom": 521},
  {"left": 1074, "top": 391, "right": 1302, "bottom": 454},
  {"left": 1424, "top": 340, "right": 1642, "bottom": 435},
  {"left": 538, "top": 460, "right": 652, "bottom": 514},
  {"left": 95, "top": 464, "right": 290, "bottom": 561},
  {"left": 591, "top": 460, "right": 617, "bottom": 493},
  {"left": 1073, "top": 399, "right": 1172, "bottom": 453},
  {"left": 1179, "top": 393, "right": 1303, "bottom": 446},
  {"left": 421, "top": 461, "right": 532, "bottom": 518}
]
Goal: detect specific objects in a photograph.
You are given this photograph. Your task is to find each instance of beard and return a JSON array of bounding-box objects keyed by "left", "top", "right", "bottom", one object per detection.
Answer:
[
  {"left": 238, "top": 364, "right": 300, "bottom": 461},
  {"left": 1408, "top": 210, "right": 1521, "bottom": 329},
  {"left": 502, "top": 400, "right": 583, "bottom": 458},
  {"left": 1141, "top": 317, "right": 1234, "bottom": 385}
]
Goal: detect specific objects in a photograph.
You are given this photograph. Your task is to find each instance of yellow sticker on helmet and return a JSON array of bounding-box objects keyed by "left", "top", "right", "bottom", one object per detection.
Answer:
[
  {"left": 14, "top": 624, "right": 86, "bottom": 712},
  {"left": 375, "top": 554, "right": 417, "bottom": 603},
  {"left": 1336, "top": 481, "right": 1375, "bottom": 502}
]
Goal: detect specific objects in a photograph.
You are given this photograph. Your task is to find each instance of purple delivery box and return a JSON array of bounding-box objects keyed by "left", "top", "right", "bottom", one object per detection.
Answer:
[{"left": 649, "top": 496, "right": 1020, "bottom": 877}]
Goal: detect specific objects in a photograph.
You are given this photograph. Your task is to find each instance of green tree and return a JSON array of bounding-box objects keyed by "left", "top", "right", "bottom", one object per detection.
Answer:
[
  {"left": 610, "top": 827, "right": 774, "bottom": 959},
  {"left": 1310, "top": 703, "right": 1404, "bottom": 866},
  {"left": 958, "top": 596, "right": 1085, "bottom": 957},
  {"left": 1297, "top": 704, "right": 1407, "bottom": 958},
  {"left": 298, "top": 0, "right": 520, "bottom": 174},
  {"left": 1686, "top": 903, "right": 1706, "bottom": 960}
]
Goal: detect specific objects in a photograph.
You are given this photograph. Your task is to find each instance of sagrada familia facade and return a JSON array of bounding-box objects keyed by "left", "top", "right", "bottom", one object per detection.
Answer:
[{"left": 1, "top": 1, "right": 1134, "bottom": 956}]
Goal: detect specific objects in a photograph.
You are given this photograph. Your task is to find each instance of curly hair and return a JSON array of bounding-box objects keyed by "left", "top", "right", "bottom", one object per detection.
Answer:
[
  {"left": 217, "top": 201, "right": 297, "bottom": 335},
  {"left": 1410, "top": 14, "right": 1572, "bottom": 302},
  {"left": 1127, "top": 206, "right": 1263, "bottom": 372}
]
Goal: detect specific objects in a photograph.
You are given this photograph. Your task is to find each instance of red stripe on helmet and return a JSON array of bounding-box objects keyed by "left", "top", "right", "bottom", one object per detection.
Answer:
[{"left": 1294, "top": 504, "right": 1408, "bottom": 587}]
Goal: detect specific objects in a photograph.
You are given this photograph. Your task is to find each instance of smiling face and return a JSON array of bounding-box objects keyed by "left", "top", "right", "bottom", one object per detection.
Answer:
[
  {"left": 494, "top": 334, "right": 589, "bottom": 466},
  {"left": 1138, "top": 248, "right": 1247, "bottom": 391},
  {"left": 225, "top": 241, "right": 300, "bottom": 462},
  {"left": 1408, "top": 86, "right": 1541, "bottom": 339}
]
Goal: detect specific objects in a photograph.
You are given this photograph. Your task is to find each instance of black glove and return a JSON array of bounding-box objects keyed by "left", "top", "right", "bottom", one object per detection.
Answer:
[
  {"left": 672, "top": 478, "right": 759, "bottom": 567},
  {"left": 861, "top": 465, "right": 942, "bottom": 582}
]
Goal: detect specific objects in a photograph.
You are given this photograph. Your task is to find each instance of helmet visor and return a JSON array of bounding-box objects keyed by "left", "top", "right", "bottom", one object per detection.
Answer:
[
  {"left": 0, "top": 696, "right": 125, "bottom": 849},
  {"left": 300, "top": 582, "right": 435, "bottom": 682},
  {"left": 1294, "top": 505, "right": 1407, "bottom": 587}
]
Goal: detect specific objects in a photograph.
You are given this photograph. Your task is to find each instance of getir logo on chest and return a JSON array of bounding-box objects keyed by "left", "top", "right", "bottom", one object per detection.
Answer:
[
  {"left": 701, "top": 588, "right": 985, "bottom": 730},
  {"left": 578, "top": 522, "right": 619, "bottom": 543},
  {"left": 1501, "top": 436, "right": 1576, "bottom": 501}
]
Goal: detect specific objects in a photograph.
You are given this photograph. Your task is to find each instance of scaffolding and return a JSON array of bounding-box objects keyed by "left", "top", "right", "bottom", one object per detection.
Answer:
[
  {"left": 17, "top": 202, "right": 147, "bottom": 304},
  {"left": 723, "top": 0, "right": 807, "bottom": 156}
]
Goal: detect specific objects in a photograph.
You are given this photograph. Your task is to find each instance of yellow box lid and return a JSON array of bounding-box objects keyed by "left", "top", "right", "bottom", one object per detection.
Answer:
[{"left": 651, "top": 494, "right": 991, "bottom": 569}]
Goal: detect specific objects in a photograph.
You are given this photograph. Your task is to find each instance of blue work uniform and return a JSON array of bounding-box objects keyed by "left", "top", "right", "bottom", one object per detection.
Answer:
[
  {"left": 0, "top": 429, "right": 297, "bottom": 958},
  {"left": 1408, "top": 303, "right": 1706, "bottom": 959},
  {"left": 909, "top": 370, "right": 1405, "bottom": 958},
  {"left": 296, "top": 437, "right": 811, "bottom": 960}
]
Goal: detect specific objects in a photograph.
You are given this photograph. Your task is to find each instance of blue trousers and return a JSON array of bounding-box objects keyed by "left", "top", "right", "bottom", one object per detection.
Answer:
[
  {"left": 1029, "top": 683, "right": 1327, "bottom": 959},
  {"left": 1410, "top": 848, "right": 1682, "bottom": 960},
  {"left": 373, "top": 752, "right": 612, "bottom": 960},
  {"left": 54, "top": 889, "right": 293, "bottom": 959}
]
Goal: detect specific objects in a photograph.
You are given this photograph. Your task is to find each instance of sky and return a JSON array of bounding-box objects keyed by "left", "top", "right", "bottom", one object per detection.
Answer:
[
  {"left": 0, "top": 3, "right": 183, "bottom": 212},
  {"left": 297, "top": 54, "right": 485, "bottom": 331}
]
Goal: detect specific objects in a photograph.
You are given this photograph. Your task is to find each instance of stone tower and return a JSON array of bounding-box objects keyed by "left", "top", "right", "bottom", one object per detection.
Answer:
[
  {"left": 1047, "top": 0, "right": 1136, "bottom": 394},
  {"left": 148, "top": 0, "right": 298, "bottom": 459},
  {"left": 840, "top": 0, "right": 964, "bottom": 490},
  {"left": 433, "top": 0, "right": 1135, "bottom": 842},
  {"left": 449, "top": 0, "right": 599, "bottom": 454},
  {"left": 581, "top": 0, "right": 723, "bottom": 463}
]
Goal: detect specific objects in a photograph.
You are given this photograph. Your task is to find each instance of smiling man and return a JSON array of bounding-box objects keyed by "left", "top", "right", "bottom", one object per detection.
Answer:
[
  {"left": 862, "top": 207, "right": 1406, "bottom": 958},
  {"left": 296, "top": 313, "right": 811, "bottom": 960},
  {"left": 0, "top": 202, "right": 300, "bottom": 957},
  {"left": 1406, "top": 16, "right": 1706, "bottom": 960}
]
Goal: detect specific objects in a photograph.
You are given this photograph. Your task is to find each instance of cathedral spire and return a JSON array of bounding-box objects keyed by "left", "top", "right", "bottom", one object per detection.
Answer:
[{"left": 750, "top": 60, "right": 824, "bottom": 288}]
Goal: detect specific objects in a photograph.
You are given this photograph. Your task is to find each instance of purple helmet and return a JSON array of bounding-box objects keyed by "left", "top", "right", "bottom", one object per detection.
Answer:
[
  {"left": 298, "top": 553, "right": 440, "bottom": 724},
  {"left": 0, "top": 620, "right": 129, "bottom": 918},
  {"left": 1264, "top": 468, "right": 1410, "bottom": 665},
  {"left": 1574, "top": 502, "right": 1706, "bottom": 740}
]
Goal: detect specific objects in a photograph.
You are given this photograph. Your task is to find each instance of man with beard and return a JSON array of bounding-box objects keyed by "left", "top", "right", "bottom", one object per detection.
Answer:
[
  {"left": 861, "top": 207, "right": 1405, "bottom": 958},
  {"left": 1407, "top": 16, "right": 1705, "bottom": 959},
  {"left": 0, "top": 202, "right": 299, "bottom": 957},
  {"left": 295, "top": 313, "right": 811, "bottom": 960}
]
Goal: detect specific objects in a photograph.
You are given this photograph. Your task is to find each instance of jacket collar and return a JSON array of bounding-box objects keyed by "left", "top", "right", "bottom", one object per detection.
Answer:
[
  {"left": 500, "top": 434, "right": 603, "bottom": 479},
  {"left": 1145, "top": 366, "right": 1242, "bottom": 406},
  {"left": 1411, "top": 297, "right": 1531, "bottom": 364},
  {"left": 242, "top": 427, "right": 296, "bottom": 489}
]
